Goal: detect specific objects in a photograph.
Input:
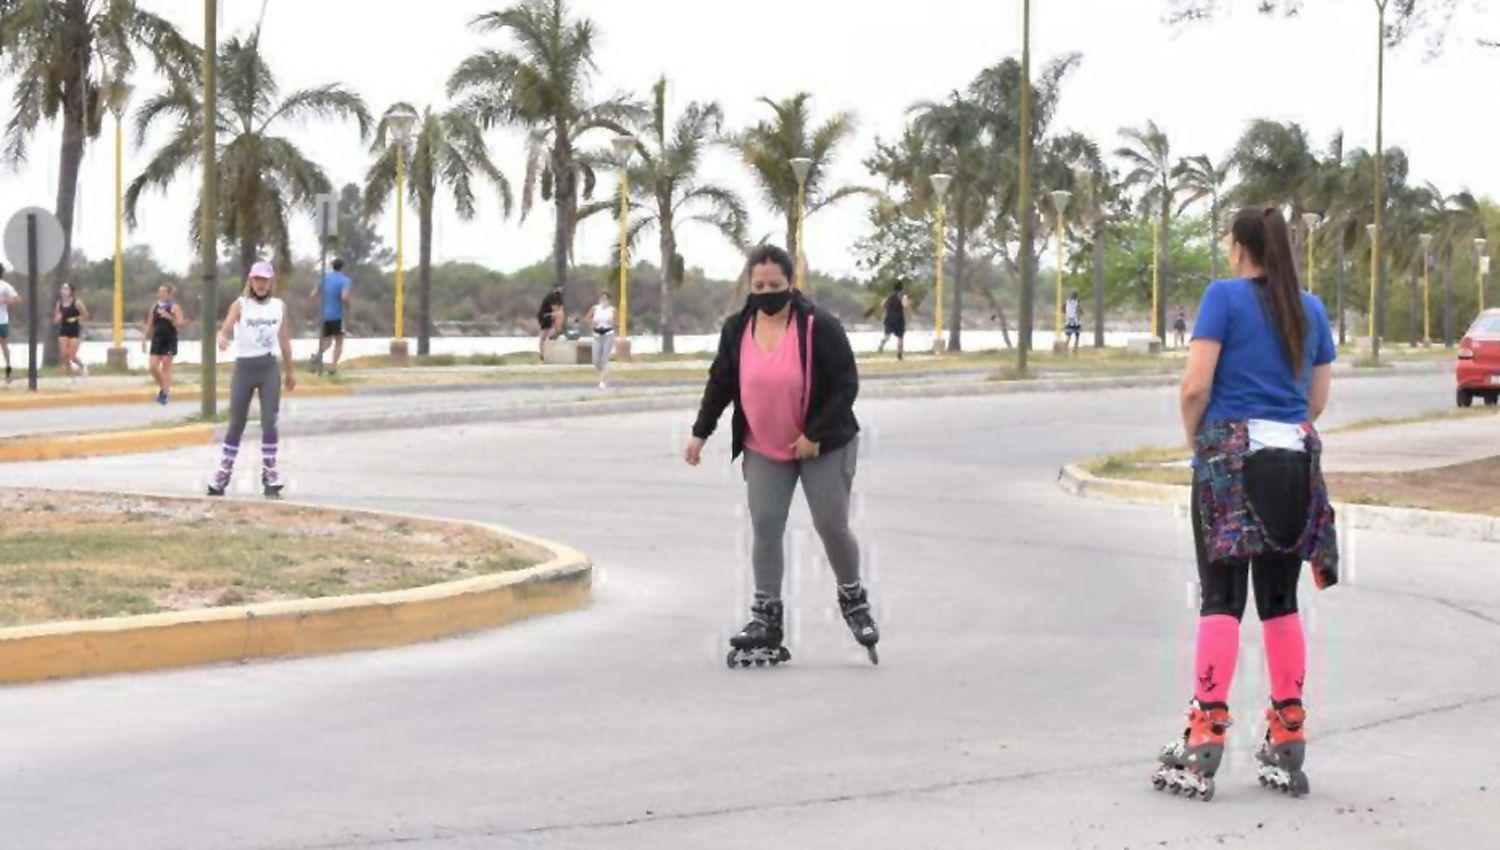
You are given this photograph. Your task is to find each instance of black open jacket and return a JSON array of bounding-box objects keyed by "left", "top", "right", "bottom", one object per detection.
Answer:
[{"left": 692, "top": 291, "right": 860, "bottom": 461}]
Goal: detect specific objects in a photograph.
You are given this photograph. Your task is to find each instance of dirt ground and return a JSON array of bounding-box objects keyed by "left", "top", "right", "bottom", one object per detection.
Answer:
[
  {"left": 1327, "top": 456, "right": 1500, "bottom": 517},
  {"left": 0, "top": 489, "right": 545, "bottom": 628}
]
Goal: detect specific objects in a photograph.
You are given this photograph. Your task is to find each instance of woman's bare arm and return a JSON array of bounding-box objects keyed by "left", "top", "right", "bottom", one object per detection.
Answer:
[{"left": 1180, "top": 339, "right": 1221, "bottom": 446}]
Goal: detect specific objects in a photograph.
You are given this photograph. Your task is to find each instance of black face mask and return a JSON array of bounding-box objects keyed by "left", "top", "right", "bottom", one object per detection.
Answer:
[{"left": 749, "top": 289, "right": 792, "bottom": 316}]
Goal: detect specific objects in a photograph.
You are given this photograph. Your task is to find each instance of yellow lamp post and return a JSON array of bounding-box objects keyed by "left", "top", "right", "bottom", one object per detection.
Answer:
[
  {"left": 790, "top": 157, "right": 813, "bottom": 292},
  {"left": 107, "top": 79, "right": 132, "bottom": 370},
  {"left": 930, "top": 173, "right": 952, "bottom": 355},
  {"left": 1419, "top": 232, "right": 1433, "bottom": 345},
  {"left": 612, "top": 135, "right": 635, "bottom": 350},
  {"left": 1302, "top": 212, "right": 1320, "bottom": 295},
  {"left": 1050, "top": 190, "right": 1072, "bottom": 350},
  {"left": 387, "top": 106, "right": 418, "bottom": 361},
  {"left": 1477, "top": 238, "right": 1489, "bottom": 313}
]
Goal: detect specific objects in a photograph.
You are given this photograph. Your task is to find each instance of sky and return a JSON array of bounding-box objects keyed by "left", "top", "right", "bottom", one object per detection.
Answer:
[{"left": 1, "top": 0, "right": 1497, "bottom": 284}]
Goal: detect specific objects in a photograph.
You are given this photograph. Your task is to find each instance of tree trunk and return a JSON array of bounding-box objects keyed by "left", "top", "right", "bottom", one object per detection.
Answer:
[
  {"left": 1093, "top": 218, "right": 1106, "bottom": 348},
  {"left": 785, "top": 211, "right": 798, "bottom": 271},
  {"left": 1208, "top": 196, "right": 1219, "bottom": 283},
  {"left": 659, "top": 206, "right": 677, "bottom": 354},
  {"left": 1158, "top": 204, "right": 1170, "bottom": 344},
  {"left": 419, "top": 198, "right": 434, "bottom": 356},
  {"left": 1335, "top": 239, "right": 1347, "bottom": 345},
  {"left": 47, "top": 99, "right": 88, "bottom": 367},
  {"left": 995, "top": 300, "right": 1012, "bottom": 348},
  {"left": 1442, "top": 249, "right": 1453, "bottom": 346},
  {"left": 552, "top": 135, "right": 574, "bottom": 308},
  {"left": 950, "top": 216, "right": 967, "bottom": 352}
]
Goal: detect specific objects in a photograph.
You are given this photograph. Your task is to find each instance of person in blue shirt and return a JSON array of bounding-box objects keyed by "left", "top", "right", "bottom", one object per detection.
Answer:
[
  {"left": 310, "top": 258, "right": 352, "bottom": 375},
  {"left": 1153, "top": 205, "right": 1338, "bottom": 802}
]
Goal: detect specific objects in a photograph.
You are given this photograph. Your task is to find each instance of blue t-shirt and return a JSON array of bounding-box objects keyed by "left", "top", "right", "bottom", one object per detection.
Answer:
[
  {"left": 321, "top": 272, "right": 350, "bottom": 321},
  {"left": 1192, "top": 278, "right": 1337, "bottom": 424}
]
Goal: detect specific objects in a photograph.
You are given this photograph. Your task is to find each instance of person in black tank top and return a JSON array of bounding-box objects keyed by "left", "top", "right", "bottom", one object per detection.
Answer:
[
  {"left": 53, "top": 282, "right": 88, "bottom": 382},
  {"left": 142, "top": 284, "right": 184, "bottom": 404},
  {"left": 878, "top": 282, "right": 910, "bottom": 360}
]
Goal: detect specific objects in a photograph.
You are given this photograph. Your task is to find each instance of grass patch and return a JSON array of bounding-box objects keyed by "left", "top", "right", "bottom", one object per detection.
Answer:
[{"left": 0, "top": 490, "right": 543, "bottom": 628}]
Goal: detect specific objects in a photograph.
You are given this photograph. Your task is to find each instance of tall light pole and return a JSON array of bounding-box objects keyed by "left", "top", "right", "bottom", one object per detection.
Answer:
[
  {"left": 387, "top": 105, "right": 418, "bottom": 362},
  {"left": 1367, "top": 223, "right": 1379, "bottom": 347},
  {"left": 1476, "top": 238, "right": 1489, "bottom": 313},
  {"left": 200, "top": 0, "right": 219, "bottom": 419},
  {"left": 1016, "top": 0, "right": 1035, "bottom": 373},
  {"left": 790, "top": 157, "right": 813, "bottom": 292},
  {"left": 1302, "top": 212, "right": 1320, "bottom": 295},
  {"left": 1419, "top": 232, "right": 1433, "bottom": 345},
  {"left": 612, "top": 135, "right": 635, "bottom": 353},
  {"left": 107, "top": 79, "right": 133, "bottom": 371},
  {"left": 1370, "top": 0, "right": 1388, "bottom": 364},
  {"left": 930, "top": 173, "right": 952, "bottom": 356},
  {"left": 1050, "top": 190, "right": 1072, "bottom": 350}
]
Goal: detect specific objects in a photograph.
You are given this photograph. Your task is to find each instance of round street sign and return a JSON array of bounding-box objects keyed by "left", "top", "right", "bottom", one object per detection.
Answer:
[{"left": 4, "top": 206, "right": 66, "bottom": 275}]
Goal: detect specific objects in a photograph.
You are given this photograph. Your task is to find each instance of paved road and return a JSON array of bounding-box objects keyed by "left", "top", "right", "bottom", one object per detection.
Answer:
[{"left": 1, "top": 370, "right": 1496, "bottom": 849}]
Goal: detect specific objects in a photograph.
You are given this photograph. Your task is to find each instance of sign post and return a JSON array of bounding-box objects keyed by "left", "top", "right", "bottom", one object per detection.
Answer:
[{"left": 4, "top": 207, "right": 66, "bottom": 391}]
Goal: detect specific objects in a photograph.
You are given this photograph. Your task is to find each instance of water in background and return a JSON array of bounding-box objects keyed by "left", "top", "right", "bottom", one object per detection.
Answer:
[{"left": 10, "top": 328, "right": 1159, "bottom": 370}]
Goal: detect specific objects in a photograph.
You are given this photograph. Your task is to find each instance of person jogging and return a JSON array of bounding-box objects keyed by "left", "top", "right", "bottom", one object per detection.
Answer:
[
  {"left": 1064, "top": 292, "right": 1083, "bottom": 355},
  {"left": 141, "top": 285, "right": 184, "bottom": 405},
  {"left": 310, "top": 258, "right": 352, "bottom": 375},
  {"left": 685, "top": 244, "right": 880, "bottom": 667},
  {"left": 1174, "top": 305, "right": 1189, "bottom": 349},
  {"left": 587, "top": 291, "right": 617, "bottom": 390},
  {"left": 537, "top": 285, "right": 565, "bottom": 358},
  {"left": 877, "top": 282, "right": 911, "bottom": 360},
  {"left": 207, "top": 261, "right": 296, "bottom": 498},
  {"left": 0, "top": 264, "right": 18, "bottom": 387},
  {"left": 54, "top": 282, "right": 88, "bottom": 383},
  {"left": 1151, "top": 206, "right": 1339, "bottom": 802}
]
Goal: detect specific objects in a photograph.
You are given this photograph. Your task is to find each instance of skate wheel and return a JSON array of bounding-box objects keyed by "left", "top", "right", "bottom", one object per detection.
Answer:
[
  {"left": 754, "top": 657, "right": 766, "bottom": 667},
  {"left": 867, "top": 646, "right": 879, "bottom": 665},
  {"left": 778, "top": 647, "right": 791, "bottom": 663},
  {"left": 726, "top": 651, "right": 738, "bottom": 669}
]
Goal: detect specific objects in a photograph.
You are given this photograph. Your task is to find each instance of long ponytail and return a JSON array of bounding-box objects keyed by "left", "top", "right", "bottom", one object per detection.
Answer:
[{"left": 1231, "top": 205, "right": 1307, "bottom": 374}]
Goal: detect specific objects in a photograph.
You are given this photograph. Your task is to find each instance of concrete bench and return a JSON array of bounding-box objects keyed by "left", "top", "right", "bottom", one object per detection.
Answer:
[
  {"left": 1126, "top": 338, "right": 1163, "bottom": 355},
  {"left": 541, "top": 337, "right": 633, "bottom": 365}
]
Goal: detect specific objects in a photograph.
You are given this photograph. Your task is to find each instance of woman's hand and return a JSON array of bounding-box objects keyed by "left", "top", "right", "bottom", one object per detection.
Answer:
[
  {"left": 684, "top": 437, "right": 705, "bottom": 467},
  {"left": 791, "top": 434, "right": 821, "bottom": 460},
  {"left": 217, "top": 332, "right": 231, "bottom": 352},
  {"left": 284, "top": 370, "right": 297, "bottom": 392}
]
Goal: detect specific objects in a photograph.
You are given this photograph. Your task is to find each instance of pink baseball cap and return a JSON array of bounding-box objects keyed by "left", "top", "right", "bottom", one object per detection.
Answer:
[{"left": 249, "top": 261, "right": 275, "bottom": 279}]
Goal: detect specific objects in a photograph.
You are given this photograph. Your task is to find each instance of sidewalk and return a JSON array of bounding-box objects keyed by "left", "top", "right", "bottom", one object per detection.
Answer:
[{"left": 1323, "top": 413, "right": 1500, "bottom": 474}]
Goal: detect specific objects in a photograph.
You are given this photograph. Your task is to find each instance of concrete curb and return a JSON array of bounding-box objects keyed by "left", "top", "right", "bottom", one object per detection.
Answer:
[
  {"left": 0, "top": 423, "right": 215, "bottom": 463},
  {"left": 1057, "top": 462, "right": 1500, "bottom": 544},
  {"left": 0, "top": 496, "right": 592, "bottom": 685},
  {"left": 0, "top": 384, "right": 351, "bottom": 412}
]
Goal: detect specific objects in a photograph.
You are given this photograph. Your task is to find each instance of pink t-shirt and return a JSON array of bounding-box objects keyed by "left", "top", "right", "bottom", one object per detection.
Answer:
[{"left": 740, "top": 317, "right": 806, "bottom": 462}]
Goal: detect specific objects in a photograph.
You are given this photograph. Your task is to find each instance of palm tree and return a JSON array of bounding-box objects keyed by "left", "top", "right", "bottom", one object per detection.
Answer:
[
  {"left": 126, "top": 28, "right": 370, "bottom": 277},
  {"left": 732, "top": 92, "right": 872, "bottom": 264},
  {"left": 606, "top": 78, "right": 745, "bottom": 354},
  {"left": 1175, "top": 153, "right": 1231, "bottom": 282},
  {"left": 447, "top": 0, "right": 643, "bottom": 308},
  {"left": 909, "top": 91, "right": 989, "bottom": 351},
  {"left": 1116, "top": 119, "right": 1180, "bottom": 343},
  {"left": 0, "top": 0, "right": 195, "bottom": 287},
  {"left": 1229, "top": 119, "right": 1322, "bottom": 274},
  {"left": 365, "top": 103, "right": 512, "bottom": 355}
]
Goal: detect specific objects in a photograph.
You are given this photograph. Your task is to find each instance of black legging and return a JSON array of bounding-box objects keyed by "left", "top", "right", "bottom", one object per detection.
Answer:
[{"left": 1191, "top": 449, "right": 1311, "bottom": 621}]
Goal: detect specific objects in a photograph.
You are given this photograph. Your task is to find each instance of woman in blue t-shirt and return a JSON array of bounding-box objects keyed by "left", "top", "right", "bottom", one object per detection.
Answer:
[{"left": 1152, "top": 206, "right": 1339, "bottom": 802}]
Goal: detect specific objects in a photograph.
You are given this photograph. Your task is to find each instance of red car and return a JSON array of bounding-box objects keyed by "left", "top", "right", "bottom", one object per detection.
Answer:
[{"left": 1457, "top": 308, "right": 1500, "bottom": 407}]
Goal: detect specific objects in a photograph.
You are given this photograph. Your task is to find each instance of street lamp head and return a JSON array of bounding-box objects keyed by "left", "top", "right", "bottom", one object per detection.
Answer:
[
  {"left": 1418, "top": 233, "right": 1433, "bottom": 249},
  {"left": 1483, "top": 257, "right": 1493, "bottom": 275},
  {"left": 929, "top": 173, "right": 952, "bottom": 203},
  {"left": 1476, "top": 237, "right": 1489, "bottom": 254},
  {"left": 789, "top": 157, "right": 813, "bottom": 186},
  {"left": 1302, "top": 212, "right": 1320, "bottom": 230},
  {"left": 1050, "top": 190, "right": 1073, "bottom": 216},
  {"left": 105, "top": 80, "right": 133, "bottom": 118},
  {"left": 1366, "top": 223, "right": 1378, "bottom": 239},
  {"left": 387, "top": 105, "right": 419, "bottom": 144},
  {"left": 611, "top": 135, "right": 636, "bottom": 159}
]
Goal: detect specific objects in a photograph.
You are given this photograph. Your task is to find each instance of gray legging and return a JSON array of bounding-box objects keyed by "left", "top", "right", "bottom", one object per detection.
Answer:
[
  {"left": 592, "top": 330, "right": 615, "bottom": 374},
  {"left": 225, "top": 354, "right": 281, "bottom": 445},
  {"left": 744, "top": 441, "right": 861, "bottom": 599}
]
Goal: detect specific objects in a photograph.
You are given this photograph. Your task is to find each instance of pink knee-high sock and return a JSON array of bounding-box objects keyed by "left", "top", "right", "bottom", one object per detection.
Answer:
[
  {"left": 1262, "top": 613, "right": 1306, "bottom": 704},
  {"left": 1193, "top": 615, "right": 1241, "bottom": 704}
]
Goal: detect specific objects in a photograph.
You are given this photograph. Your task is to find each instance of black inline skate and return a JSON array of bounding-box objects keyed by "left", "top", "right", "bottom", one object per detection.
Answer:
[
  {"left": 838, "top": 583, "right": 880, "bottom": 665},
  {"left": 727, "top": 597, "right": 790, "bottom": 668}
]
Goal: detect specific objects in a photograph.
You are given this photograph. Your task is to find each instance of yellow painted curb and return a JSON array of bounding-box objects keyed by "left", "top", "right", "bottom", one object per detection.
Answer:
[
  {"left": 0, "top": 424, "right": 216, "bottom": 463},
  {"left": 0, "top": 499, "right": 592, "bottom": 684}
]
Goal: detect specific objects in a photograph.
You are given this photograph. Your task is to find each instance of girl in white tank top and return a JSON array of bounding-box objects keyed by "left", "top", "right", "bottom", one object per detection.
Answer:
[{"left": 234, "top": 295, "right": 285, "bottom": 359}]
